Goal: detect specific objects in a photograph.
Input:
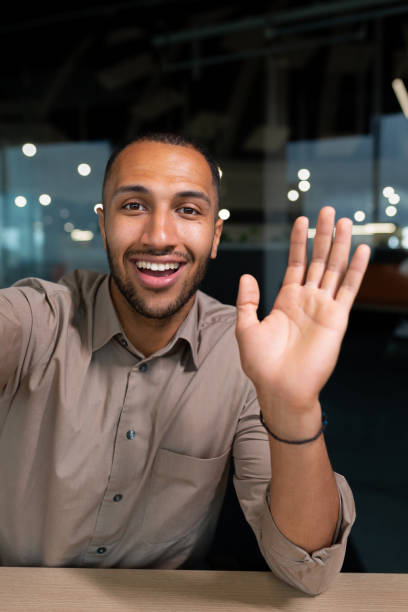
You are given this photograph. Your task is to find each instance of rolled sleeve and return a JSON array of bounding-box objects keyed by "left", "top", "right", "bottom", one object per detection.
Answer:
[
  {"left": 258, "top": 472, "right": 355, "bottom": 595},
  {"left": 232, "top": 387, "right": 356, "bottom": 596}
]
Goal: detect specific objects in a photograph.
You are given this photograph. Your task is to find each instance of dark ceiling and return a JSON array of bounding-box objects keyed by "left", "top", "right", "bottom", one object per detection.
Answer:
[{"left": 1, "top": 0, "right": 408, "bottom": 152}]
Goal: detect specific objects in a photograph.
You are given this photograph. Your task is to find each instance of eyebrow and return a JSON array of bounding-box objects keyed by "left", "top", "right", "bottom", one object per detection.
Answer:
[{"left": 112, "top": 185, "right": 211, "bottom": 207}]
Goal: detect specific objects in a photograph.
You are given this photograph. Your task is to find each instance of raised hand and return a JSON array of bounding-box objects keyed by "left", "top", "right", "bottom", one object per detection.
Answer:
[{"left": 235, "top": 206, "right": 370, "bottom": 435}]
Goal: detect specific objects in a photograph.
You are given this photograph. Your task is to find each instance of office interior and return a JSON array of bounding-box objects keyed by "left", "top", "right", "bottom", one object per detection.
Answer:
[{"left": 1, "top": 0, "right": 407, "bottom": 573}]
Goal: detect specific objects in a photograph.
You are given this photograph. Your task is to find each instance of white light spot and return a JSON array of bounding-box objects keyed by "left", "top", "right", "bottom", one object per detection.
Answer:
[
  {"left": 94, "top": 203, "right": 103, "bottom": 214},
  {"left": 39, "top": 193, "right": 51, "bottom": 206},
  {"left": 218, "top": 208, "right": 230, "bottom": 221},
  {"left": 14, "top": 196, "right": 27, "bottom": 207},
  {"left": 60, "top": 209, "right": 70, "bottom": 219},
  {"left": 354, "top": 210, "right": 366, "bottom": 222},
  {"left": 298, "top": 180, "right": 311, "bottom": 192},
  {"left": 388, "top": 236, "right": 400, "bottom": 249},
  {"left": 297, "top": 168, "right": 310, "bottom": 180},
  {"left": 64, "top": 222, "right": 74, "bottom": 233},
  {"left": 287, "top": 189, "right": 299, "bottom": 202},
  {"left": 388, "top": 193, "right": 400, "bottom": 205},
  {"left": 71, "top": 229, "right": 94, "bottom": 242},
  {"left": 351, "top": 223, "right": 395, "bottom": 235},
  {"left": 77, "top": 163, "right": 91, "bottom": 176},
  {"left": 382, "top": 186, "right": 395, "bottom": 198},
  {"left": 217, "top": 166, "right": 223, "bottom": 179},
  {"left": 385, "top": 205, "right": 397, "bottom": 217},
  {"left": 22, "top": 143, "right": 37, "bottom": 157}
]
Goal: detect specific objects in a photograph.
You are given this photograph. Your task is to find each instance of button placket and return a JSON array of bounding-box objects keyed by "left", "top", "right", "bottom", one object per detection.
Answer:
[{"left": 86, "top": 368, "right": 152, "bottom": 556}]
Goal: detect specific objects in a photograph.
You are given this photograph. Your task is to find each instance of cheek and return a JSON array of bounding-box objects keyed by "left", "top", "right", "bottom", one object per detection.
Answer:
[
  {"left": 179, "top": 222, "right": 215, "bottom": 257},
  {"left": 105, "top": 219, "right": 139, "bottom": 253}
]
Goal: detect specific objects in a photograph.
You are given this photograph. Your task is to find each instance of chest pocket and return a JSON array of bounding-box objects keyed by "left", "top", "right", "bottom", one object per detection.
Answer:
[{"left": 141, "top": 447, "right": 231, "bottom": 544}]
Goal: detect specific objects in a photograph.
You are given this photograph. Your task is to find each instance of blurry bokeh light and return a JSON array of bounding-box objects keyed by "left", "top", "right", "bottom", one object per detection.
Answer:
[{"left": 22, "top": 143, "right": 37, "bottom": 157}]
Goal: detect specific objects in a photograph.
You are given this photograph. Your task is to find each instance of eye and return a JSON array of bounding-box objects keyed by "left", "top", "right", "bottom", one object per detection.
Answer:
[
  {"left": 177, "top": 206, "right": 199, "bottom": 215},
  {"left": 123, "top": 201, "right": 146, "bottom": 212}
]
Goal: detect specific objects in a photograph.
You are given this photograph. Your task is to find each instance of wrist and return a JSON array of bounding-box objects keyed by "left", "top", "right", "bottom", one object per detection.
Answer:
[{"left": 257, "top": 394, "right": 322, "bottom": 441}]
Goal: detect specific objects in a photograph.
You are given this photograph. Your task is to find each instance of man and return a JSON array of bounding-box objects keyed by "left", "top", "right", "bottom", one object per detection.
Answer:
[{"left": 0, "top": 133, "right": 370, "bottom": 595}]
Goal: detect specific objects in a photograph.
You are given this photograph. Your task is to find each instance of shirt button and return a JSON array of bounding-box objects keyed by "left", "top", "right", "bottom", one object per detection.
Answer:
[
  {"left": 126, "top": 429, "right": 136, "bottom": 440},
  {"left": 119, "top": 337, "right": 128, "bottom": 348},
  {"left": 113, "top": 494, "right": 123, "bottom": 502},
  {"left": 139, "top": 363, "right": 148, "bottom": 372},
  {"left": 97, "top": 547, "right": 107, "bottom": 554}
]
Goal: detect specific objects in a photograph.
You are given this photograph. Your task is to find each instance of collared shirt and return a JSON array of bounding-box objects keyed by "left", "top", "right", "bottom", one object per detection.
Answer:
[{"left": 0, "top": 270, "right": 355, "bottom": 595}]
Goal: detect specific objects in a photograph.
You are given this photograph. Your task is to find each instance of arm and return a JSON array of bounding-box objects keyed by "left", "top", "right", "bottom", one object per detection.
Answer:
[
  {"left": 0, "top": 295, "right": 25, "bottom": 391},
  {"left": 235, "top": 206, "right": 370, "bottom": 554}
]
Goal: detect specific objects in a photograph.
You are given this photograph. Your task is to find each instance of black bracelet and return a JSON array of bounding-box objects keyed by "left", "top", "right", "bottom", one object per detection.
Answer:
[{"left": 260, "top": 410, "right": 328, "bottom": 445}]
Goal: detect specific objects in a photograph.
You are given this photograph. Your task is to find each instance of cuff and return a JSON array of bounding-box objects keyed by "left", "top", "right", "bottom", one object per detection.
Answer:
[{"left": 258, "top": 472, "right": 356, "bottom": 595}]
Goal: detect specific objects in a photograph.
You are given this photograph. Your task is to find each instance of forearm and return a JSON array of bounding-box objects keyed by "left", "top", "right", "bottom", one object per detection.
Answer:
[{"left": 262, "top": 399, "right": 339, "bottom": 553}]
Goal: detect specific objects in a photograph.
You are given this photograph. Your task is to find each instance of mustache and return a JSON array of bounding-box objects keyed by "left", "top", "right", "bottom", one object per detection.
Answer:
[{"left": 125, "top": 248, "right": 193, "bottom": 263}]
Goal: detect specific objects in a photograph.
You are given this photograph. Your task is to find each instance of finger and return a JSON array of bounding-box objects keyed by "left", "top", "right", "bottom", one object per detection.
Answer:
[
  {"left": 236, "top": 274, "right": 260, "bottom": 334},
  {"left": 282, "top": 216, "right": 309, "bottom": 286},
  {"left": 335, "top": 244, "right": 371, "bottom": 309},
  {"left": 305, "top": 206, "right": 336, "bottom": 286},
  {"left": 320, "top": 217, "right": 353, "bottom": 295}
]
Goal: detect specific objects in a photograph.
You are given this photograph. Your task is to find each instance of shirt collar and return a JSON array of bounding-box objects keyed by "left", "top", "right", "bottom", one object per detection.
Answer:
[{"left": 92, "top": 275, "right": 200, "bottom": 368}]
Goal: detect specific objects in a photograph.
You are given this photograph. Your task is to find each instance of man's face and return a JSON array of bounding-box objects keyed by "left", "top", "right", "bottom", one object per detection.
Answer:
[{"left": 99, "top": 141, "right": 223, "bottom": 319}]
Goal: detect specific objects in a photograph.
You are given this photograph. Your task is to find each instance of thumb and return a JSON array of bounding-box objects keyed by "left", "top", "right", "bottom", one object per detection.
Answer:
[{"left": 236, "top": 274, "right": 260, "bottom": 333}]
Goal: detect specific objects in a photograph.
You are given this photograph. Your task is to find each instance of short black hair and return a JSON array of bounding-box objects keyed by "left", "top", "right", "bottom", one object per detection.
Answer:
[{"left": 102, "top": 131, "right": 221, "bottom": 209}]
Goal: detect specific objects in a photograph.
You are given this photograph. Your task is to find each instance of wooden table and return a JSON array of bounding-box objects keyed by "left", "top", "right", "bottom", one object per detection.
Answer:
[{"left": 0, "top": 568, "right": 407, "bottom": 611}]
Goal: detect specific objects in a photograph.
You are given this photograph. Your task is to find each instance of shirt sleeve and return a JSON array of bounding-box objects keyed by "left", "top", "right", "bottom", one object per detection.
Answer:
[
  {"left": 0, "top": 290, "right": 32, "bottom": 392},
  {"left": 232, "top": 387, "right": 355, "bottom": 596}
]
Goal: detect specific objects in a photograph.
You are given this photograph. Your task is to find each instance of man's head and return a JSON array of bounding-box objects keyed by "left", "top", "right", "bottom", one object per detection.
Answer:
[
  {"left": 102, "top": 132, "right": 221, "bottom": 215},
  {"left": 98, "top": 133, "right": 223, "bottom": 321}
]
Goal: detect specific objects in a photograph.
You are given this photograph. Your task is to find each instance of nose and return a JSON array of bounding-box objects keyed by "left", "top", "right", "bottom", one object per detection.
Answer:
[{"left": 141, "top": 208, "right": 178, "bottom": 251}]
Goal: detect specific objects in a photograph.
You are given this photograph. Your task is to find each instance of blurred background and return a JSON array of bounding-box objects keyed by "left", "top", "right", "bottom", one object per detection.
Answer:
[{"left": 1, "top": 0, "right": 408, "bottom": 573}]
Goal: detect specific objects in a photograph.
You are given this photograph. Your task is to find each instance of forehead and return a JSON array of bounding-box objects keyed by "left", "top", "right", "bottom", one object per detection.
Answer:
[{"left": 105, "top": 141, "right": 215, "bottom": 201}]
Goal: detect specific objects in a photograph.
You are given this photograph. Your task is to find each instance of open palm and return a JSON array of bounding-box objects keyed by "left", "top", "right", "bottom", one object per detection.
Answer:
[{"left": 236, "top": 207, "right": 370, "bottom": 410}]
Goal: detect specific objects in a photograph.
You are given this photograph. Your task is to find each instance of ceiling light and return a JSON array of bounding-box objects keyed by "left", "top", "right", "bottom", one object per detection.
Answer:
[
  {"left": 39, "top": 194, "right": 51, "bottom": 206},
  {"left": 297, "top": 168, "right": 310, "bottom": 181},
  {"left": 77, "top": 163, "right": 91, "bottom": 176},
  {"left": 385, "top": 205, "right": 397, "bottom": 217},
  {"left": 388, "top": 193, "right": 400, "bottom": 205},
  {"left": 218, "top": 208, "right": 230, "bottom": 220},
  {"left": 354, "top": 211, "right": 366, "bottom": 222},
  {"left": 14, "top": 196, "right": 27, "bottom": 207},
  {"left": 22, "top": 143, "right": 37, "bottom": 157},
  {"left": 287, "top": 190, "right": 299, "bottom": 202},
  {"left": 298, "top": 180, "right": 311, "bottom": 192}
]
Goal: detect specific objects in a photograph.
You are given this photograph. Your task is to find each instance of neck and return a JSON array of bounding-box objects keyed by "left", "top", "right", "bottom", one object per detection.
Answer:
[{"left": 109, "top": 277, "right": 195, "bottom": 357}]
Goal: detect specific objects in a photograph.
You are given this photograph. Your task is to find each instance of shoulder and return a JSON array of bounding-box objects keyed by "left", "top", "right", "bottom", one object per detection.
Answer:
[
  {"left": 195, "top": 290, "right": 239, "bottom": 358},
  {"left": 196, "top": 290, "right": 237, "bottom": 330},
  {"left": 7, "top": 269, "right": 106, "bottom": 315},
  {"left": 0, "top": 270, "right": 107, "bottom": 347}
]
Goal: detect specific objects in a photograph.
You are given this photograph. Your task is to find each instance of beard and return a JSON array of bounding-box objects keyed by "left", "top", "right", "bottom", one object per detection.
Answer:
[{"left": 106, "top": 242, "right": 211, "bottom": 320}]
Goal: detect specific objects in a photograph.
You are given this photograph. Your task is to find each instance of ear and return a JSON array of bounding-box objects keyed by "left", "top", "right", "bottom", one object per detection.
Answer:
[
  {"left": 210, "top": 218, "right": 223, "bottom": 259},
  {"left": 97, "top": 207, "right": 107, "bottom": 250}
]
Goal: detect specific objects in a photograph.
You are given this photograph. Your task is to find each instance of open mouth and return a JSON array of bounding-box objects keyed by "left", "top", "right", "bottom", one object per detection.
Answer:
[
  {"left": 135, "top": 261, "right": 183, "bottom": 277},
  {"left": 130, "top": 258, "right": 187, "bottom": 289}
]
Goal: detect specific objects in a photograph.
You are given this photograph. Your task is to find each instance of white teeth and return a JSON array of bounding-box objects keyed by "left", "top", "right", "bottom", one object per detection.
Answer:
[{"left": 135, "top": 261, "right": 181, "bottom": 271}]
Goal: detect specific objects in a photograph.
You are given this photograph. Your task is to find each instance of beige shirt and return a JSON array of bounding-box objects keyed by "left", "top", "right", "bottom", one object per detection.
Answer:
[{"left": 0, "top": 270, "right": 355, "bottom": 595}]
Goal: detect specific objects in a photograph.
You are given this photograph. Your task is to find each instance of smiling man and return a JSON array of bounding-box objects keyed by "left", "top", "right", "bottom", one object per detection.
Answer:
[{"left": 0, "top": 133, "right": 370, "bottom": 596}]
